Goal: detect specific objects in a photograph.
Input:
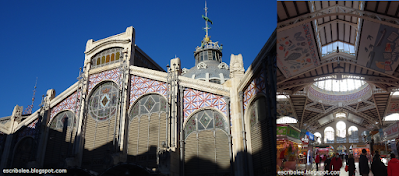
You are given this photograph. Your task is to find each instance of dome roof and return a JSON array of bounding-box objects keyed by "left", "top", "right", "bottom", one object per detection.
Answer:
[{"left": 182, "top": 60, "right": 229, "bottom": 84}]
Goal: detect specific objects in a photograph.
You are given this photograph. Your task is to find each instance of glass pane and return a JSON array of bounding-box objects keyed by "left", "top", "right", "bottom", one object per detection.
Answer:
[
  {"left": 341, "top": 79, "right": 347, "bottom": 92},
  {"left": 325, "top": 79, "right": 332, "bottom": 91}
]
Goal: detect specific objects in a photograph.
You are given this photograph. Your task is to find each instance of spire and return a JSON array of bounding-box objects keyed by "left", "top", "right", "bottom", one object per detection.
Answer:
[
  {"left": 202, "top": 1, "right": 212, "bottom": 42},
  {"left": 23, "top": 77, "right": 37, "bottom": 115},
  {"left": 31, "top": 77, "right": 38, "bottom": 108}
]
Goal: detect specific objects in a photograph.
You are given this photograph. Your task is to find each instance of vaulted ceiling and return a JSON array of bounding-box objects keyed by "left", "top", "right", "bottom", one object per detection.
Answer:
[{"left": 277, "top": 1, "right": 399, "bottom": 132}]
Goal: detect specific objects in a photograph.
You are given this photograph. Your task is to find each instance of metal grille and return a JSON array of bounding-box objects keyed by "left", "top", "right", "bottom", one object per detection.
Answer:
[
  {"left": 82, "top": 82, "right": 119, "bottom": 172},
  {"left": 127, "top": 94, "right": 168, "bottom": 168},
  {"left": 184, "top": 129, "right": 230, "bottom": 176}
]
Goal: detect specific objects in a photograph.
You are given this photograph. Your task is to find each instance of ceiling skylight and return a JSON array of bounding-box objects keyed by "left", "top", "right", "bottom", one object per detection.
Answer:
[
  {"left": 384, "top": 113, "right": 399, "bottom": 121},
  {"left": 313, "top": 78, "right": 366, "bottom": 92},
  {"left": 321, "top": 41, "right": 355, "bottom": 57},
  {"left": 336, "top": 112, "right": 346, "bottom": 118}
]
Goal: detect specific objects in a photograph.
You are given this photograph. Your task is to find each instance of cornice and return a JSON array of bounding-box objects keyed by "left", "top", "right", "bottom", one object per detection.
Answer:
[{"left": 129, "top": 65, "right": 167, "bottom": 83}]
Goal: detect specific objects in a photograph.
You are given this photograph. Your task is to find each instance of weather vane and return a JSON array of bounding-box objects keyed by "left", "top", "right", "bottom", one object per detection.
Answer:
[{"left": 202, "top": 1, "right": 213, "bottom": 42}]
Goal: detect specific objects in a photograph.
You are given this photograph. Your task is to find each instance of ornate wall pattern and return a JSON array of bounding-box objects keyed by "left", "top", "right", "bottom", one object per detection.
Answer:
[
  {"left": 243, "top": 69, "right": 266, "bottom": 112},
  {"left": 387, "top": 101, "right": 399, "bottom": 115},
  {"left": 183, "top": 88, "right": 227, "bottom": 121},
  {"left": 50, "top": 92, "right": 77, "bottom": 122},
  {"left": 129, "top": 75, "right": 168, "bottom": 106},
  {"left": 88, "top": 68, "right": 121, "bottom": 92},
  {"left": 16, "top": 119, "right": 39, "bottom": 142}
]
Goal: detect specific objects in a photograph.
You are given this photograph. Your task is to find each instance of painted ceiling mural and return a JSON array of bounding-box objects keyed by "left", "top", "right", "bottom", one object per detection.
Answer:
[
  {"left": 277, "top": 22, "right": 320, "bottom": 78},
  {"left": 387, "top": 101, "right": 399, "bottom": 115},
  {"left": 277, "top": 102, "right": 294, "bottom": 118},
  {"left": 358, "top": 20, "right": 399, "bottom": 75}
]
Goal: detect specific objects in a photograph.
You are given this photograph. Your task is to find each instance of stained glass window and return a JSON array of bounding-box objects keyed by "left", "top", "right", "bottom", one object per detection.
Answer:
[
  {"left": 184, "top": 109, "right": 228, "bottom": 139},
  {"left": 336, "top": 121, "right": 346, "bottom": 143},
  {"left": 348, "top": 126, "right": 359, "bottom": 143},
  {"left": 91, "top": 47, "right": 123, "bottom": 69},
  {"left": 129, "top": 94, "right": 168, "bottom": 121},
  {"left": 88, "top": 82, "right": 119, "bottom": 121},
  {"left": 50, "top": 110, "right": 75, "bottom": 130},
  {"left": 324, "top": 127, "right": 334, "bottom": 143}
]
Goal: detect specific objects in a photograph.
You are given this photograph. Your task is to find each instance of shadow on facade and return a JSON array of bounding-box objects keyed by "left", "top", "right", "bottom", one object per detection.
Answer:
[{"left": 184, "top": 156, "right": 230, "bottom": 176}]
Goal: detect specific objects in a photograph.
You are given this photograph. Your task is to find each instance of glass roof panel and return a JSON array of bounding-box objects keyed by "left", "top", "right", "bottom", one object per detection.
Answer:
[
  {"left": 321, "top": 41, "right": 356, "bottom": 57},
  {"left": 313, "top": 78, "right": 366, "bottom": 93}
]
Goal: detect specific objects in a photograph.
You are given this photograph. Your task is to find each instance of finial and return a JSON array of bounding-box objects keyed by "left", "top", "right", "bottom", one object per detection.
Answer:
[
  {"left": 202, "top": 1, "right": 213, "bottom": 40},
  {"left": 30, "top": 77, "right": 38, "bottom": 113}
]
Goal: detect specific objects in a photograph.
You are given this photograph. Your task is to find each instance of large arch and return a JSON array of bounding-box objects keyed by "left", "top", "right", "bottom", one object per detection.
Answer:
[
  {"left": 11, "top": 136, "right": 36, "bottom": 168},
  {"left": 183, "top": 108, "right": 231, "bottom": 176},
  {"left": 127, "top": 93, "right": 168, "bottom": 169},
  {"left": 44, "top": 110, "right": 75, "bottom": 168},
  {"left": 244, "top": 94, "right": 267, "bottom": 175},
  {"left": 82, "top": 80, "right": 120, "bottom": 172}
]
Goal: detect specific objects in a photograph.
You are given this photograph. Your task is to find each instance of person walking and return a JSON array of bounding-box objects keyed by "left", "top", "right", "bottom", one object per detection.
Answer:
[
  {"left": 359, "top": 149, "right": 370, "bottom": 176},
  {"left": 371, "top": 151, "right": 387, "bottom": 176},
  {"left": 388, "top": 153, "right": 399, "bottom": 176},
  {"left": 330, "top": 153, "right": 342, "bottom": 171},
  {"left": 324, "top": 155, "right": 332, "bottom": 176},
  {"left": 315, "top": 153, "right": 320, "bottom": 171},
  {"left": 347, "top": 154, "right": 356, "bottom": 176}
]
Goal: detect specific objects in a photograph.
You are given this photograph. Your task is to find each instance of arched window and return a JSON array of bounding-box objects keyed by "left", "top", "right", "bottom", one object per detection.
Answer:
[
  {"left": 91, "top": 48, "right": 123, "bottom": 69},
  {"left": 336, "top": 121, "right": 346, "bottom": 143},
  {"left": 82, "top": 81, "right": 120, "bottom": 171},
  {"left": 348, "top": 126, "right": 359, "bottom": 143},
  {"left": 128, "top": 94, "right": 168, "bottom": 168},
  {"left": 44, "top": 110, "right": 75, "bottom": 168},
  {"left": 314, "top": 132, "right": 322, "bottom": 144},
  {"left": 324, "top": 127, "right": 334, "bottom": 143},
  {"left": 184, "top": 109, "right": 230, "bottom": 176},
  {"left": 88, "top": 82, "right": 119, "bottom": 121}
]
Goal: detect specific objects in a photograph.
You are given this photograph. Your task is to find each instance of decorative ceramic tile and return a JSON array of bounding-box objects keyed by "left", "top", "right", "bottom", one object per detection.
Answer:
[
  {"left": 16, "top": 119, "right": 39, "bottom": 142},
  {"left": 243, "top": 68, "right": 266, "bottom": 112},
  {"left": 50, "top": 91, "right": 78, "bottom": 122},
  {"left": 183, "top": 88, "right": 226, "bottom": 121},
  {"left": 129, "top": 75, "right": 168, "bottom": 105},
  {"left": 88, "top": 68, "right": 121, "bottom": 92}
]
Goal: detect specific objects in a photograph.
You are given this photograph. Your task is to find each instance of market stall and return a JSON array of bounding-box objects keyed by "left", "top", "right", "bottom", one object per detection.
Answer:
[
  {"left": 383, "top": 122, "right": 399, "bottom": 157},
  {"left": 277, "top": 124, "right": 302, "bottom": 171},
  {"left": 352, "top": 144, "right": 370, "bottom": 162},
  {"left": 337, "top": 145, "right": 347, "bottom": 154}
]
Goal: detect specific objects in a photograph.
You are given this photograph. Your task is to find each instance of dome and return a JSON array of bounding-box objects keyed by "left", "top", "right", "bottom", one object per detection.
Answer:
[
  {"left": 312, "top": 78, "right": 368, "bottom": 94},
  {"left": 307, "top": 75, "right": 373, "bottom": 106},
  {"left": 182, "top": 35, "right": 229, "bottom": 84},
  {"left": 182, "top": 60, "right": 230, "bottom": 84}
]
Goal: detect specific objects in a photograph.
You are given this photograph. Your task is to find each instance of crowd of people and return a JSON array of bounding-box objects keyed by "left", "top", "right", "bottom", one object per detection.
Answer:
[{"left": 314, "top": 149, "right": 399, "bottom": 176}]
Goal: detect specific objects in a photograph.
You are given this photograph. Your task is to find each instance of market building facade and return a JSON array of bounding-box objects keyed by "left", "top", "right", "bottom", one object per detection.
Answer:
[{"left": 0, "top": 22, "right": 276, "bottom": 176}]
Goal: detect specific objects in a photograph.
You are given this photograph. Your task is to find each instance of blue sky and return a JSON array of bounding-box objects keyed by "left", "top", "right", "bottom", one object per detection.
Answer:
[{"left": 0, "top": 1, "right": 276, "bottom": 117}]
